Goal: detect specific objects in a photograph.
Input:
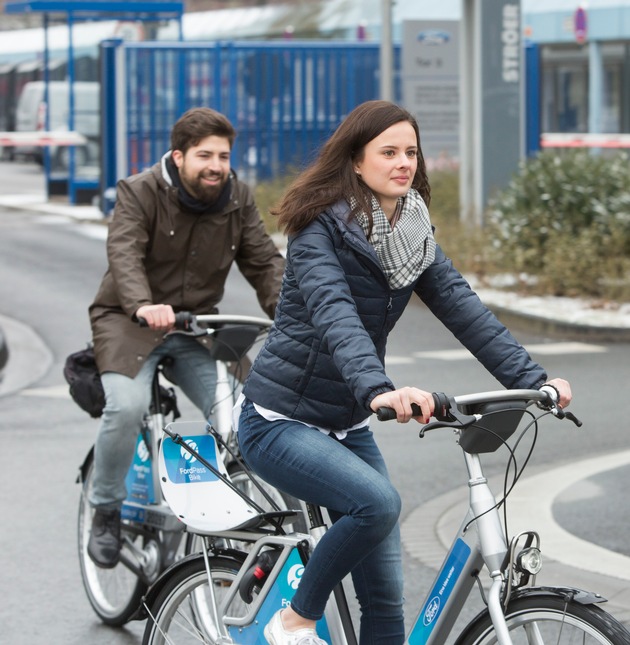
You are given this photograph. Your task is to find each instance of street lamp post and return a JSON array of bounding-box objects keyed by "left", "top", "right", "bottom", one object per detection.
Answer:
[{"left": 380, "top": 0, "right": 393, "bottom": 101}]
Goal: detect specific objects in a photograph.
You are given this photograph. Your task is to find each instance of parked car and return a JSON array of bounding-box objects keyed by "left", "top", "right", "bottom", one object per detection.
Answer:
[{"left": 13, "top": 80, "right": 99, "bottom": 168}]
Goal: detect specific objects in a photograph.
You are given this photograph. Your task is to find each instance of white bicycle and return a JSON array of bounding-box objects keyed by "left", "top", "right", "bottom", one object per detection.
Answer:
[
  {"left": 77, "top": 313, "right": 305, "bottom": 626},
  {"left": 140, "top": 386, "right": 630, "bottom": 644}
]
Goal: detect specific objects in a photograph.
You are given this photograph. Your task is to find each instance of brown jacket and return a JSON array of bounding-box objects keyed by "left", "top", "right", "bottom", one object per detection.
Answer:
[{"left": 89, "top": 155, "right": 284, "bottom": 378}]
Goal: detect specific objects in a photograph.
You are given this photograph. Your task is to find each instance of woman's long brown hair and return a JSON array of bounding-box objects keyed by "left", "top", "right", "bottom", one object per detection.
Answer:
[{"left": 272, "top": 100, "right": 431, "bottom": 235}]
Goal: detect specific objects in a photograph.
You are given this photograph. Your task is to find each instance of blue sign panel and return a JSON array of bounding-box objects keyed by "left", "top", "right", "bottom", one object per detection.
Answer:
[
  {"left": 408, "top": 538, "right": 471, "bottom": 644},
  {"left": 162, "top": 435, "right": 220, "bottom": 484},
  {"left": 228, "top": 548, "right": 331, "bottom": 644}
]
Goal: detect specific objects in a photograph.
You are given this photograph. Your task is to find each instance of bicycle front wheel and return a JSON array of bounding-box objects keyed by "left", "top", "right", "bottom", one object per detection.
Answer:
[
  {"left": 455, "top": 593, "right": 630, "bottom": 644},
  {"left": 142, "top": 555, "right": 246, "bottom": 645},
  {"left": 78, "top": 455, "right": 148, "bottom": 625}
]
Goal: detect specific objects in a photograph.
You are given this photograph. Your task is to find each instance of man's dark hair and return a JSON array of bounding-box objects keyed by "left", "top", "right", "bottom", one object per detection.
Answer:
[{"left": 170, "top": 107, "right": 236, "bottom": 154}]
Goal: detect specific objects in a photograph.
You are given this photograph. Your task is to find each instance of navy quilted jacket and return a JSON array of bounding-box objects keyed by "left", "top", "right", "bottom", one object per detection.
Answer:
[{"left": 243, "top": 200, "right": 546, "bottom": 431}]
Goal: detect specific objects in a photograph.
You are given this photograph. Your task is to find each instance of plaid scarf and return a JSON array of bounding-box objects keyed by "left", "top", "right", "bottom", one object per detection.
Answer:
[{"left": 354, "top": 189, "right": 436, "bottom": 289}]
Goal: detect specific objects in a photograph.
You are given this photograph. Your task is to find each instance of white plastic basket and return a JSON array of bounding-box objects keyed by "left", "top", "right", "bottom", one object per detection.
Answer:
[{"left": 158, "top": 421, "right": 258, "bottom": 533}]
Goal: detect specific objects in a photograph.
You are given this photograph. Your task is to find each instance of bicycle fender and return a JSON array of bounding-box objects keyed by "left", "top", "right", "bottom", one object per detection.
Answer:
[
  {"left": 511, "top": 585, "right": 608, "bottom": 605},
  {"left": 134, "top": 550, "right": 247, "bottom": 621},
  {"left": 76, "top": 446, "right": 94, "bottom": 484}
]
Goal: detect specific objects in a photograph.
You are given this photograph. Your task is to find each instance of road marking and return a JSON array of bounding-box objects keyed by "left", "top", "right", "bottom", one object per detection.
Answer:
[
  {"left": 524, "top": 342, "right": 607, "bottom": 355},
  {"left": 403, "top": 450, "right": 630, "bottom": 583},
  {"left": 407, "top": 342, "right": 607, "bottom": 362},
  {"left": 21, "top": 385, "right": 71, "bottom": 399},
  {"left": 502, "top": 450, "right": 630, "bottom": 581},
  {"left": 385, "top": 356, "right": 415, "bottom": 365}
]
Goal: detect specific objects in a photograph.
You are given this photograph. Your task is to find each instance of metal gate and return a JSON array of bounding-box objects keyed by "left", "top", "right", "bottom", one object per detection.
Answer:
[{"left": 101, "top": 39, "right": 401, "bottom": 212}]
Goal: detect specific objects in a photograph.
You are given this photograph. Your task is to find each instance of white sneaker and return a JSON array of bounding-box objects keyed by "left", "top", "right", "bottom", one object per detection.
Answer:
[{"left": 264, "top": 609, "right": 328, "bottom": 645}]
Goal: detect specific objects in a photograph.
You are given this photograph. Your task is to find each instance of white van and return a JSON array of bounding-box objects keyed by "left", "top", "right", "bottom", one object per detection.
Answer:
[{"left": 14, "top": 80, "right": 99, "bottom": 168}]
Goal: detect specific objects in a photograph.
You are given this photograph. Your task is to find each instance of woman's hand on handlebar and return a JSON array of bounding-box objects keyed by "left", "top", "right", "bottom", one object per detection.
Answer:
[
  {"left": 370, "top": 387, "right": 435, "bottom": 423},
  {"left": 543, "top": 377, "right": 572, "bottom": 409},
  {"left": 136, "top": 304, "right": 176, "bottom": 331}
]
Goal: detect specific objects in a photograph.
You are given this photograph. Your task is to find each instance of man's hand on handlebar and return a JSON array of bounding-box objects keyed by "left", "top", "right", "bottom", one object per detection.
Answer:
[
  {"left": 136, "top": 304, "right": 176, "bottom": 331},
  {"left": 370, "top": 387, "right": 434, "bottom": 423}
]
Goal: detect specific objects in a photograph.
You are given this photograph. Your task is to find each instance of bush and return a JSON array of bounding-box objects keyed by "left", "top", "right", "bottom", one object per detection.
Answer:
[
  {"left": 253, "top": 172, "right": 298, "bottom": 235},
  {"left": 487, "top": 150, "right": 630, "bottom": 300}
]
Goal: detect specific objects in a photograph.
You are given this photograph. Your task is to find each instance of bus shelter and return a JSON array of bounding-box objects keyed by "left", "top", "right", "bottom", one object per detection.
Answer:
[{"left": 4, "top": 1, "right": 184, "bottom": 205}]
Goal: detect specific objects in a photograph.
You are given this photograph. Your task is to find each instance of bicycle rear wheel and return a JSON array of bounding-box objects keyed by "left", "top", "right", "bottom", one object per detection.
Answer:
[
  {"left": 455, "top": 593, "right": 630, "bottom": 644},
  {"left": 142, "top": 555, "right": 245, "bottom": 645},
  {"left": 78, "top": 455, "right": 150, "bottom": 625}
]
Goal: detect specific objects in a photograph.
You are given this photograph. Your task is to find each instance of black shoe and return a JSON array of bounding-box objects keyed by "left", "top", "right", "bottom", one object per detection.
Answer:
[{"left": 87, "top": 507, "right": 121, "bottom": 568}]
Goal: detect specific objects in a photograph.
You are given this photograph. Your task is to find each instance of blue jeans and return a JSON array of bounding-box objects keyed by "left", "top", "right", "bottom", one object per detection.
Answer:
[
  {"left": 237, "top": 398, "right": 404, "bottom": 645},
  {"left": 89, "top": 334, "right": 217, "bottom": 507}
]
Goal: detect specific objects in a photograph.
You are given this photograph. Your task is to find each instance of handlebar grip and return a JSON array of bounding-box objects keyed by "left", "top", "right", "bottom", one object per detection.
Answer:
[
  {"left": 137, "top": 312, "right": 192, "bottom": 329},
  {"left": 174, "top": 311, "right": 194, "bottom": 330},
  {"left": 376, "top": 392, "right": 451, "bottom": 422},
  {"left": 432, "top": 392, "right": 451, "bottom": 421},
  {"left": 376, "top": 402, "right": 423, "bottom": 422}
]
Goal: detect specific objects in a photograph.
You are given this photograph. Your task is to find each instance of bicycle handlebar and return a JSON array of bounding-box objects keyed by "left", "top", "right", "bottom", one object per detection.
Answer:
[
  {"left": 137, "top": 311, "right": 273, "bottom": 332},
  {"left": 376, "top": 388, "right": 582, "bottom": 428}
]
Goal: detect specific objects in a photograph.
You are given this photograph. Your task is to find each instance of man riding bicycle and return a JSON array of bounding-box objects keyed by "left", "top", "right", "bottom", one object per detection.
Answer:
[{"left": 86, "top": 107, "right": 284, "bottom": 568}]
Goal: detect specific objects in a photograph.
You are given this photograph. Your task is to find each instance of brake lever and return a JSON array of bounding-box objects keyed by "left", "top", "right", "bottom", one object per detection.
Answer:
[
  {"left": 550, "top": 406, "right": 583, "bottom": 427},
  {"left": 420, "top": 410, "right": 481, "bottom": 437}
]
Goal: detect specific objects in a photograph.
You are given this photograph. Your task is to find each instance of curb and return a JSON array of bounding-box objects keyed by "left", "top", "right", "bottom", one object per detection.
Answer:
[
  {"left": 487, "top": 304, "right": 630, "bottom": 344},
  {"left": 0, "top": 313, "right": 53, "bottom": 397}
]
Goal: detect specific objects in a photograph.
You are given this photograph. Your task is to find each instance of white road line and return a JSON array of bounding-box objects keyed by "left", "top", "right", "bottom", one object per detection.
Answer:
[
  {"left": 524, "top": 342, "right": 607, "bottom": 355},
  {"left": 504, "top": 450, "right": 630, "bottom": 581},
  {"left": 21, "top": 385, "right": 71, "bottom": 399},
  {"left": 404, "top": 450, "right": 630, "bottom": 583},
  {"left": 385, "top": 356, "right": 415, "bottom": 365},
  {"left": 410, "top": 342, "right": 607, "bottom": 362}
]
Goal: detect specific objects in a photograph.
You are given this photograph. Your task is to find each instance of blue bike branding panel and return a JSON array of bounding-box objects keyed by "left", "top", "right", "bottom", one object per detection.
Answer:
[
  {"left": 124, "top": 434, "right": 155, "bottom": 506},
  {"left": 408, "top": 538, "right": 471, "bottom": 644},
  {"left": 228, "top": 548, "right": 331, "bottom": 644},
  {"left": 162, "top": 435, "right": 220, "bottom": 484}
]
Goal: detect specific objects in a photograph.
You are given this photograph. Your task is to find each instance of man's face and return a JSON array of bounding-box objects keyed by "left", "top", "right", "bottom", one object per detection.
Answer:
[{"left": 172, "top": 134, "right": 231, "bottom": 203}]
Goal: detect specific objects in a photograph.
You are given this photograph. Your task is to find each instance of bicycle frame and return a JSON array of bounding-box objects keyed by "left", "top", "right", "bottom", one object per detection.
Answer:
[
  {"left": 407, "top": 448, "right": 510, "bottom": 644},
  {"left": 183, "top": 445, "right": 509, "bottom": 645},
  {"left": 79, "top": 314, "right": 273, "bottom": 573}
]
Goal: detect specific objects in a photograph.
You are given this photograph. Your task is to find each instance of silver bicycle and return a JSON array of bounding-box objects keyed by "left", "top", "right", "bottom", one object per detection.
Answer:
[
  {"left": 76, "top": 313, "right": 304, "bottom": 626},
  {"left": 140, "top": 386, "right": 630, "bottom": 644}
]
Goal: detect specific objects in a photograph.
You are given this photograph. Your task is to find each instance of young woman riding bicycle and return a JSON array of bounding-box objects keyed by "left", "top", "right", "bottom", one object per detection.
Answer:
[{"left": 236, "top": 100, "right": 572, "bottom": 645}]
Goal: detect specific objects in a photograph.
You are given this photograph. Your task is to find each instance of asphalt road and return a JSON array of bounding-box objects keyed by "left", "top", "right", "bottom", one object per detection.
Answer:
[{"left": 0, "top": 160, "right": 629, "bottom": 643}]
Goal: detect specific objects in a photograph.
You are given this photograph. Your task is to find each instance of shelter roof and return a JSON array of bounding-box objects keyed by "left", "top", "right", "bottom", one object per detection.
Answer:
[{"left": 4, "top": 1, "right": 184, "bottom": 22}]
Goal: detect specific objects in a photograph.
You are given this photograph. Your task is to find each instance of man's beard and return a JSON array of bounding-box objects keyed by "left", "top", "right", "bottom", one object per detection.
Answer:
[{"left": 181, "top": 170, "right": 228, "bottom": 203}]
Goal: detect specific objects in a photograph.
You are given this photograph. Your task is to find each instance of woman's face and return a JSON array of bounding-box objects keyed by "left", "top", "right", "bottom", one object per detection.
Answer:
[{"left": 354, "top": 120, "right": 418, "bottom": 218}]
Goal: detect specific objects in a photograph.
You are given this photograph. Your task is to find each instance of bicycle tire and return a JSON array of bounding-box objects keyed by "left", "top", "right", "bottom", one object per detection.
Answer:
[
  {"left": 142, "top": 555, "right": 246, "bottom": 645},
  {"left": 78, "top": 455, "right": 150, "bottom": 626},
  {"left": 455, "top": 593, "right": 630, "bottom": 644}
]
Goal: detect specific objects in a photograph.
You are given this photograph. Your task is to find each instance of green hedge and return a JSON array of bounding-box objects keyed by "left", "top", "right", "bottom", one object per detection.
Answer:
[{"left": 488, "top": 150, "right": 630, "bottom": 300}]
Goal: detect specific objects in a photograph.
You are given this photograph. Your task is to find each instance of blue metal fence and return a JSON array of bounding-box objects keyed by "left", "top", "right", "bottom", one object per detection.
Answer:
[{"left": 102, "top": 40, "right": 401, "bottom": 212}]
